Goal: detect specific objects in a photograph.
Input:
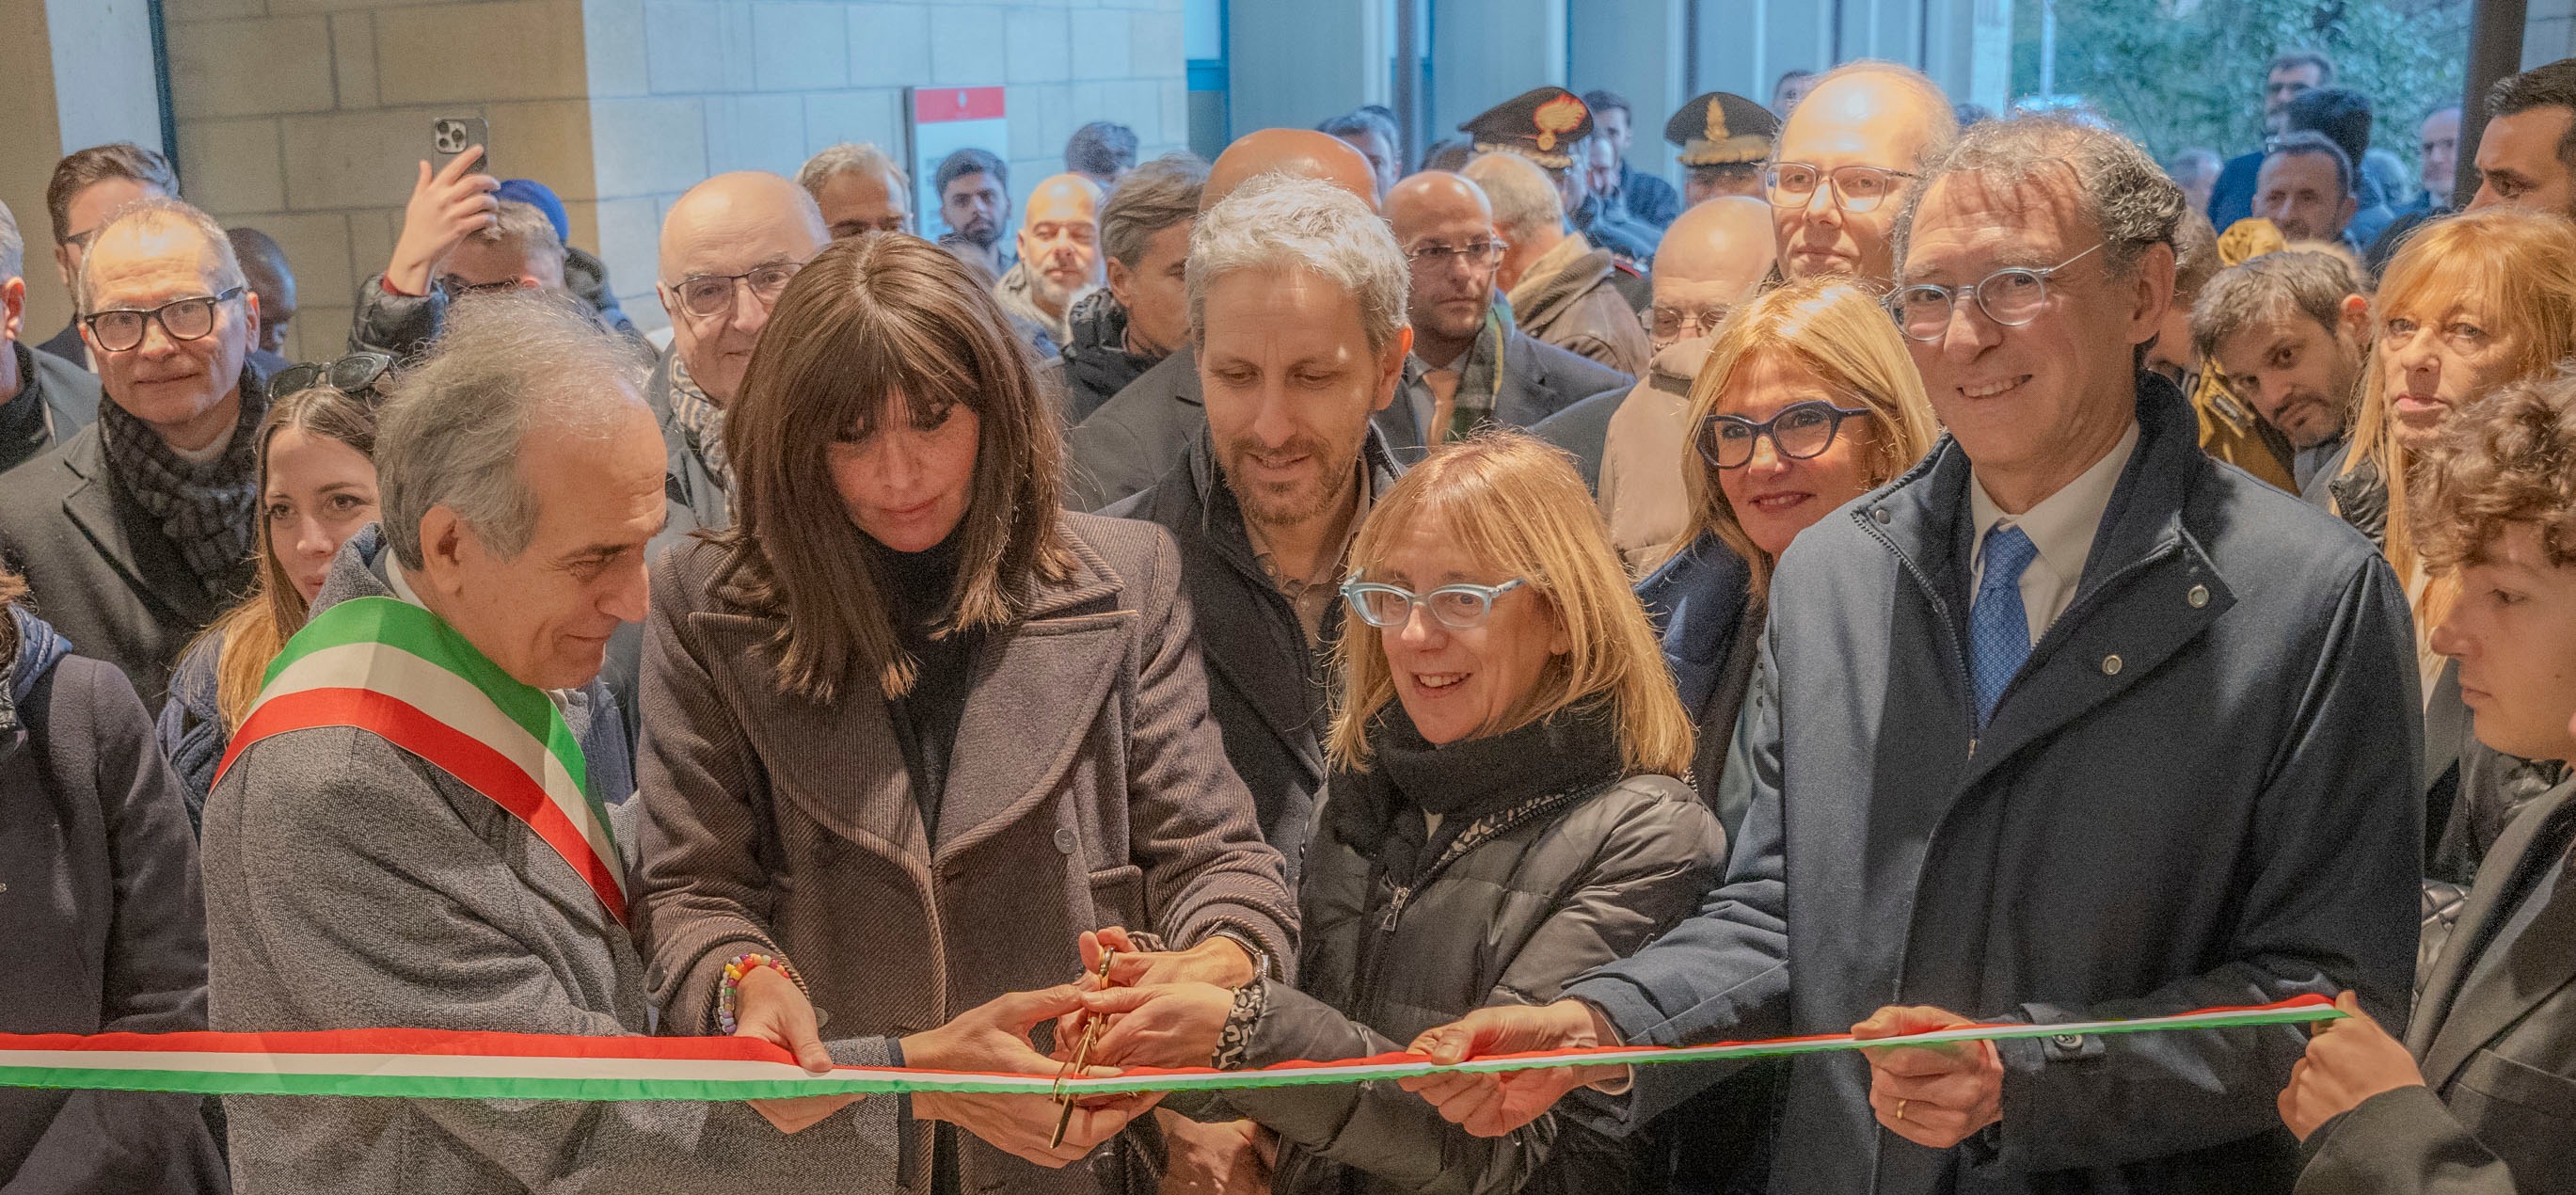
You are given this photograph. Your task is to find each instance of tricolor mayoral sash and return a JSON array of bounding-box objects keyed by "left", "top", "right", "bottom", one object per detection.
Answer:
[{"left": 213, "top": 595, "right": 628, "bottom": 923}]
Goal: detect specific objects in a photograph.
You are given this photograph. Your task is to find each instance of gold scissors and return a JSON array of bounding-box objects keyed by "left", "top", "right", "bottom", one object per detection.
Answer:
[{"left": 1050, "top": 948, "right": 1116, "bottom": 1150}]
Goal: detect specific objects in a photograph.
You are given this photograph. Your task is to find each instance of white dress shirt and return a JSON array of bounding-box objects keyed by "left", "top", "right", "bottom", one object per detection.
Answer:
[{"left": 1968, "top": 421, "right": 2140, "bottom": 645}]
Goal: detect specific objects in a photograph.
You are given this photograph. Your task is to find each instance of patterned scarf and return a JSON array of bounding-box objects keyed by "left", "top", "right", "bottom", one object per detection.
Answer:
[
  {"left": 667, "top": 355, "right": 734, "bottom": 494},
  {"left": 97, "top": 366, "right": 266, "bottom": 600}
]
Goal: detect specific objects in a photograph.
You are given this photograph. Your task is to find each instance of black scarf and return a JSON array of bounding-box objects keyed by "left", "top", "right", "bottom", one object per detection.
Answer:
[
  {"left": 1059, "top": 291, "right": 1162, "bottom": 415},
  {"left": 1359, "top": 698, "right": 1626, "bottom": 821},
  {"left": 98, "top": 365, "right": 266, "bottom": 600}
]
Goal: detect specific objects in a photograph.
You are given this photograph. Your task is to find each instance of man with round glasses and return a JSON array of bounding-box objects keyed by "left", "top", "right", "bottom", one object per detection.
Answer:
[
  {"left": 1402, "top": 115, "right": 2419, "bottom": 1195},
  {"left": 1765, "top": 61, "right": 1958, "bottom": 287},
  {"left": 0, "top": 198, "right": 268, "bottom": 711},
  {"left": 1379, "top": 170, "right": 1629, "bottom": 458},
  {"left": 650, "top": 171, "right": 828, "bottom": 534}
]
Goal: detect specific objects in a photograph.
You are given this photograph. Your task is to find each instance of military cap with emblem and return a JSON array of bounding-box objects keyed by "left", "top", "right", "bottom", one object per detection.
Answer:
[
  {"left": 1664, "top": 91, "right": 1780, "bottom": 167},
  {"left": 1460, "top": 87, "right": 1596, "bottom": 171}
]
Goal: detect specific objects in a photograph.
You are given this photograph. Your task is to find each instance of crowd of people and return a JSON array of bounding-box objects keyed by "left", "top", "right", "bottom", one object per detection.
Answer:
[{"left": 0, "top": 35, "right": 2571, "bottom": 1195}]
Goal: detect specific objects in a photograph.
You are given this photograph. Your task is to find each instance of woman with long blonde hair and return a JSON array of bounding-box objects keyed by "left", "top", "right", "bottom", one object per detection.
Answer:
[
  {"left": 2333, "top": 210, "right": 2576, "bottom": 693},
  {"left": 1640, "top": 277, "right": 1938, "bottom": 821},
  {"left": 156, "top": 377, "right": 384, "bottom": 824},
  {"left": 1070, "top": 434, "right": 1725, "bottom": 1195}
]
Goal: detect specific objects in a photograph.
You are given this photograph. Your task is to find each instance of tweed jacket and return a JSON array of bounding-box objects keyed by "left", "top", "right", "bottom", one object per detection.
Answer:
[
  {"left": 632, "top": 512, "right": 1297, "bottom": 1195},
  {"left": 203, "top": 531, "right": 897, "bottom": 1194}
]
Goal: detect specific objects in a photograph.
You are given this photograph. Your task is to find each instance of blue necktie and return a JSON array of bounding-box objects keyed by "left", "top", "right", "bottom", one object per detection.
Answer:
[{"left": 1970, "top": 524, "right": 2040, "bottom": 725}]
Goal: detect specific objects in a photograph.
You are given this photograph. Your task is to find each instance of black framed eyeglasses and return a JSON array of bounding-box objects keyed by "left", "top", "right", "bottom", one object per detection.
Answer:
[
  {"left": 1339, "top": 572, "right": 1528, "bottom": 631},
  {"left": 84, "top": 287, "right": 246, "bottom": 353},
  {"left": 1891, "top": 243, "right": 2102, "bottom": 343},
  {"left": 1404, "top": 238, "right": 1508, "bottom": 271},
  {"left": 1764, "top": 162, "right": 1917, "bottom": 214},
  {"left": 662, "top": 261, "right": 804, "bottom": 320},
  {"left": 269, "top": 352, "right": 395, "bottom": 401},
  {"left": 1698, "top": 400, "right": 1874, "bottom": 470}
]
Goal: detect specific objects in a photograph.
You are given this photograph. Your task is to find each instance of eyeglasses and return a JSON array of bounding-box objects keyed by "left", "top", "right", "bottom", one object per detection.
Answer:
[
  {"left": 662, "top": 261, "right": 804, "bottom": 320},
  {"left": 84, "top": 287, "right": 246, "bottom": 354},
  {"left": 1891, "top": 244, "right": 2102, "bottom": 343},
  {"left": 1340, "top": 572, "right": 1528, "bottom": 631},
  {"left": 1405, "top": 239, "right": 1508, "bottom": 271},
  {"left": 1698, "top": 400, "right": 1874, "bottom": 470},
  {"left": 440, "top": 275, "right": 524, "bottom": 298},
  {"left": 1764, "top": 162, "right": 1917, "bottom": 214},
  {"left": 269, "top": 352, "right": 395, "bottom": 400},
  {"left": 1644, "top": 302, "right": 1732, "bottom": 343}
]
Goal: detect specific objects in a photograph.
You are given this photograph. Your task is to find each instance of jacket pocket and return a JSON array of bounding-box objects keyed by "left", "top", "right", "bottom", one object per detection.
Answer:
[
  {"left": 1088, "top": 863, "right": 1147, "bottom": 932},
  {"left": 2456, "top": 1046, "right": 2576, "bottom": 1121}
]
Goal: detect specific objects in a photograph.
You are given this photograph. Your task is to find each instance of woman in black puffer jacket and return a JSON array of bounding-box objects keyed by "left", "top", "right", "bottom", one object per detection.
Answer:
[{"left": 1079, "top": 434, "right": 1725, "bottom": 1195}]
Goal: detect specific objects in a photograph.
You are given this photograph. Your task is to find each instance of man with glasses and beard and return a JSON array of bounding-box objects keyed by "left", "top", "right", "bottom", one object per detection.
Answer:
[
  {"left": 1377, "top": 170, "right": 1628, "bottom": 463},
  {"left": 0, "top": 199, "right": 267, "bottom": 710}
]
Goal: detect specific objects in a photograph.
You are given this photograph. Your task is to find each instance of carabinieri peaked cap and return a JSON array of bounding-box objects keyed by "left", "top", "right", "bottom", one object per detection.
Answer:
[
  {"left": 1664, "top": 91, "right": 1780, "bottom": 167},
  {"left": 1461, "top": 87, "right": 1596, "bottom": 171}
]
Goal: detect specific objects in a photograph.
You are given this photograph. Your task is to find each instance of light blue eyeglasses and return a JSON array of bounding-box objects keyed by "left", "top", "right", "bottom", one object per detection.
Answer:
[{"left": 1338, "top": 572, "right": 1529, "bottom": 630}]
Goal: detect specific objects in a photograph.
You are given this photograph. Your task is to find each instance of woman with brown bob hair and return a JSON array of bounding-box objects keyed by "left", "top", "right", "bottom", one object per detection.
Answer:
[
  {"left": 157, "top": 379, "right": 384, "bottom": 824},
  {"left": 630, "top": 232, "right": 1296, "bottom": 1191},
  {"left": 1069, "top": 434, "right": 1724, "bottom": 1195}
]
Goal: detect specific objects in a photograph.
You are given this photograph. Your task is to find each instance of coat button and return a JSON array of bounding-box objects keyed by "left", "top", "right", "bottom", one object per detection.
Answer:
[
  {"left": 1872, "top": 507, "right": 1891, "bottom": 524},
  {"left": 2052, "top": 1033, "right": 2084, "bottom": 1049},
  {"left": 2100, "top": 654, "right": 2123, "bottom": 676},
  {"left": 1054, "top": 827, "right": 1079, "bottom": 854},
  {"left": 2186, "top": 584, "right": 2209, "bottom": 609}
]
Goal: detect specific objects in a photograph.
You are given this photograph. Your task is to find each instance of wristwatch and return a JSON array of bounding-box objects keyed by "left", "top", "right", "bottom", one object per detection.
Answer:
[{"left": 1204, "top": 926, "right": 1277, "bottom": 984}]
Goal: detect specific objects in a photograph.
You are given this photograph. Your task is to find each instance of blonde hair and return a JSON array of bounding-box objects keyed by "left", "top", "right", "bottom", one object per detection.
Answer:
[
  {"left": 1326, "top": 433, "right": 1693, "bottom": 777},
  {"left": 1667, "top": 277, "right": 1938, "bottom": 601},
  {"left": 2343, "top": 210, "right": 2576, "bottom": 614}
]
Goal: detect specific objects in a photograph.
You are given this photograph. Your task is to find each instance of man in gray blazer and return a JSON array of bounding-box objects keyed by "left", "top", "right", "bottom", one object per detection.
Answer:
[
  {"left": 0, "top": 199, "right": 265, "bottom": 712},
  {"left": 2281, "top": 374, "right": 2576, "bottom": 1193},
  {"left": 202, "top": 295, "right": 1138, "bottom": 1194}
]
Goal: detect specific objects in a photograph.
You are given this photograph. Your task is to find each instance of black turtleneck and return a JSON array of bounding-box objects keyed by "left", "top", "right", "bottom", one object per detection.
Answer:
[
  {"left": 868, "top": 531, "right": 977, "bottom": 843},
  {"left": 0, "top": 344, "right": 53, "bottom": 473}
]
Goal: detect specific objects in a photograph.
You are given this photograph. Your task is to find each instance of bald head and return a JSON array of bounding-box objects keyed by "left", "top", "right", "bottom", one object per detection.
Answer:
[
  {"left": 1020, "top": 173, "right": 1106, "bottom": 318},
  {"left": 1385, "top": 170, "right": 1491, "bottom": 240},
  {"left": 1204, "top": 129, "right": 1381, "bottom": 212},
  {"left": 1023, "top": 173, "right": 1105, "bottom": 229},
  {"left": 1651, "top": 197, "right": 1774, "bottom": 347},
  {"left": 657, "top": 171, "right": 828, "bottom": 405},
  {"left": 1771, "top": 62, "right": 1957, "bottom": 283}
]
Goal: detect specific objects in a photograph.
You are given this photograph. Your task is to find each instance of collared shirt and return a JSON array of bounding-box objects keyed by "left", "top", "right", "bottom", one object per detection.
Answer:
[
  {"left": 1968, "top": 420, "right": 2140, "bottom": 645},
  {"left": 1245, "top": 463, "right": 1375, "bottom": 647}
]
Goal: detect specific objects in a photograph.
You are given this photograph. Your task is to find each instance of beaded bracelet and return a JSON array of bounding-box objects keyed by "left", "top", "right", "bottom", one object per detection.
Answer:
[{"left": 717, "top": 951, "right": 802, "bottom": 1035}]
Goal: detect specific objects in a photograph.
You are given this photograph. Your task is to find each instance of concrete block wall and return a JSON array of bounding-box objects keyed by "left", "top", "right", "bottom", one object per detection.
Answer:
[{"left": 160, "top": 0, "right": 1189, "bottom": 356}]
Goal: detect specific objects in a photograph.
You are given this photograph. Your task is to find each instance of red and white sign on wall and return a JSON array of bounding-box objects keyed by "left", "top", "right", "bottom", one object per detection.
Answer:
[{"left": 907, "top": 87, "right": 1010, "bottom": 240}]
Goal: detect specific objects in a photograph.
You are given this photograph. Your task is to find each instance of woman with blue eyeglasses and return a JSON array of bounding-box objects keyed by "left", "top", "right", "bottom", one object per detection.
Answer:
[
  {"left": 1069, "top": 433, "right": 1722, "bottom": 1195},
  {"left": 1637, "top": 277, "right": 1938, "bottom": 833}
]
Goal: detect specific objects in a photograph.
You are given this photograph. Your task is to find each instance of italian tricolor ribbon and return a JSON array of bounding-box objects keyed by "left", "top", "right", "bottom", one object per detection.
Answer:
[
  {"left": 0, "top": 997, "right": 2339, "bottom": 1102},
  {"left": 212, "top": 595, "right": 628, "bottom": 923}
]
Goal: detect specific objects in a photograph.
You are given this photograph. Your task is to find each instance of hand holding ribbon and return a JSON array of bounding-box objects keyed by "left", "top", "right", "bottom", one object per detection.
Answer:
[
  {"left": 902, "top": 984, "right": 1164, "bottom": 1168},
  {"left": 729, "top": 962, "right": 856, "bottom": 1134},
  {"left": 2277, "top": 992, "right": 2422, "bottom": 1140},
  {"left": 1398, "top": 999, "right": 1627, "bottom": 1138},
  {"left": 1853, "top": 1005, "right": 2004, "bottom": 1149}
]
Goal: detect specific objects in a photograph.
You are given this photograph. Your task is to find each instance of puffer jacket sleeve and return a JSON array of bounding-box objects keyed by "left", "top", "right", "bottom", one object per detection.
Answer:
[
  {"left": 348, "top": 274, "right": 448, "bottom": 359},
  {"left": 1221, "top": 783, "right": 1725, "bottom": 1195}
]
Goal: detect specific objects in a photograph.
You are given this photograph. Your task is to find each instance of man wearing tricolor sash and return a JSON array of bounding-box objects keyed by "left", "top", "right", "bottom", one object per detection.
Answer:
[{"left": 199, "top": 297, "right": 1142, "bottom": 1193}]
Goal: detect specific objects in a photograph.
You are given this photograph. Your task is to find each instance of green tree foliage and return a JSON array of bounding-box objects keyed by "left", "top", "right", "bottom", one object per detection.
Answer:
[{"left": 2014, "top": 0, "right": 2468, "bottom": 164}]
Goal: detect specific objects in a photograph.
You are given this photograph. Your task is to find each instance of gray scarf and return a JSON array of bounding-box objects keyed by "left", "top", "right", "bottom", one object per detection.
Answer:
[
  {"left": 97, "top": 366, "right": 265, "bottom": 600},
  {"left": 668, "top": 355, "right": 735, "bottom": 495}
]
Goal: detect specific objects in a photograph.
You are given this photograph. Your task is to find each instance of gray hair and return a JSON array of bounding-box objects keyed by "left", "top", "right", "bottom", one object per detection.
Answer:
[
  {"left": 1893, "top": 114, "right": 2186, "bottom": 283},
  {"left": 2189, "top": 249, "right": 2367, "bottom": 364},
  {"left": 75, "top": 197, "right": 246, "bottom": 310},
  {"left": 1101, "top": 152, "right": 1208, "bottom": 269},
  {"left": 1186, "top": 173, "right": 1408, "bottom": 355},
  {"left": 468, "top": 200, "right": 567, "bottom": 268},
  {"left": 1461, "top": 151, "right": 1563, "bottom": 238},
  {"left": 798, "top": 141, "right": 910, "bottom": 196},
  {"left": 0, "top": 200, "right": 21, "bottom": 283},
  {"left": 375, "top": 293, "right": 647, "bottom": 570}
]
